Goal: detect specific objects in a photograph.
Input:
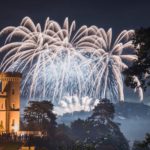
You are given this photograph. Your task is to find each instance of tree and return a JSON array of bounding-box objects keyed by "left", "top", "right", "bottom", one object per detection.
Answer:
[
  {"left": 71, "top": 119, "right": 87, "bottom": 141},
  {"left": 24, "top": 100, "right": 57, "bottom": 136},
  {"left": 124, "top": 27, "right": 150, "bottom": 90},
  {"left": 88, "top": 99, "right": 129, "bottom": 150},
  {"left": 132, "top": 133, "right": 150, "bottom": 150},
  {"left": 89, "top": 98, "right": 115, "bottom": 124},
  {"left": 70, "top": 99, "right": 129, "bottom": 150}
]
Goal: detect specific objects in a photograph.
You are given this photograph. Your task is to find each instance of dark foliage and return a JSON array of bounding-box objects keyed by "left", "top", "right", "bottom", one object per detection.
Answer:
[
  {"left": 20, "top": 99, "right": 129, "bottom": 150},
  {"left": 70, "top": 99, "right": 129, "bottom": 150},
  {"left": 124, "top": 27, "right": 150, "bottom": 90},
  {"left": 24, "top": 101, "right": 57, "bottom": 136},
  {"left": 89, "top": 98, "right": 115, "bottom": 123},
  {"left": 132, "top": 133, "right": 150, "bottom": 150}
]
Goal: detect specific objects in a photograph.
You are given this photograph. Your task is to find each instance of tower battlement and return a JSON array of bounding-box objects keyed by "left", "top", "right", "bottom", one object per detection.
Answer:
[{"left": 0, "top": 72, "right": 22, "bottom": 82}]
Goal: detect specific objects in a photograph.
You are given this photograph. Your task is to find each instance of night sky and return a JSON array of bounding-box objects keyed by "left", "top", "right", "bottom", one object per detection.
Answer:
[
  {"left": 0, "top": 0, "right": 150, "bottom": 33},
  {"left": 0, "top": 0, "right": 150, "bottom": 102}
]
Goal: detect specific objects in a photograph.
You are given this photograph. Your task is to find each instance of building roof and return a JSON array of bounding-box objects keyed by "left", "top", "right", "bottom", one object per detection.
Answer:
[{"left": 0, "top": 72, "right": 22, "bottom": 78}]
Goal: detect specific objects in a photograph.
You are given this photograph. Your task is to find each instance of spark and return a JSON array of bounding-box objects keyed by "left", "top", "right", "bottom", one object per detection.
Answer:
[{"left": 0, "top": 17, "right": 143, "bottom": 107}]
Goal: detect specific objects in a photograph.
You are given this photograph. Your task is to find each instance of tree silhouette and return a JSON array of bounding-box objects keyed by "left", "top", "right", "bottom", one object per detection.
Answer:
[
  {"left": 71, "top": 119, "right": 87, "bottom": 141},
  {"left": 89, "top": 98, "right": 115, "bottom": 124},
  {"left": 124, "top": 27, "right": 150, "bottom": 90},
  {"left": 70, "top": 99, "right": 129, "bottom": 150},
  {"left": 132, "top": 133, "right": 150, "bottom": 150},
  {"left": 24, "top": 100, "right": 57, "bottom": 136}
]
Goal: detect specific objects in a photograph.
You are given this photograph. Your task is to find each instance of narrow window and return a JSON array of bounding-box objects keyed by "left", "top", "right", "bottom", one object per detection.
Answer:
[
  {"left": 0, "top": 121, "right": 3, "bottom": 126},
  {"left": 12, "top": 84, "right": 15, "bottom": 95},
  {"left": 12, "top": 89, "right": 15, "bottom": 95},
  {"left": 1, "top": 104, "right": 3, "bottom": 109},
  {"left": 0, "top": 80, "right": 2, "bottom": 93},
  {"left": 12, "top": 104, "right": 15, "bottom": 109},
  {"left": 12, "top": 119, "right": 15, "bottom": 126}
]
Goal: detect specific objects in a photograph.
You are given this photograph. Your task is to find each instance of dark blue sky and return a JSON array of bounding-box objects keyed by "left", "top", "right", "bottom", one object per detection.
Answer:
[{"left": 0, "top": 0, "right": 150, "bottom": 34}]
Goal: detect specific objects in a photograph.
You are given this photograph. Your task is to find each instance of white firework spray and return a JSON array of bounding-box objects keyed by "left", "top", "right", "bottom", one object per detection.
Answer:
[{"left": 0, "top": 17, "right": 143, "bottom": 108}]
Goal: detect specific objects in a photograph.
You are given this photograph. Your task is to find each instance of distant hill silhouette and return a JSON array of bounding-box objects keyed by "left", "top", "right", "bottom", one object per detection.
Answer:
[
  {"left": 57, "top": 102, "right": 150, "bottom": 124},
  {"left": 115, "top": 102, "right": 150, "bottom": 119},
  {"left": 57, "top": 102, "right": 150, "bottom": 145}
]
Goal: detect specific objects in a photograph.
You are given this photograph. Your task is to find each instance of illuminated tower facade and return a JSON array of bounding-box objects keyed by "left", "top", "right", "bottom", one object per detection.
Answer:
[{"left": 0, "top": 72, "right": 22, "bottom": 133}]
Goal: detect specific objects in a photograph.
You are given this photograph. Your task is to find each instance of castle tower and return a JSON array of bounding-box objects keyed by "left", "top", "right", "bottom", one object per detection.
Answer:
[{"left": 0, "top": 72, "right": 22, "bottom": 133}]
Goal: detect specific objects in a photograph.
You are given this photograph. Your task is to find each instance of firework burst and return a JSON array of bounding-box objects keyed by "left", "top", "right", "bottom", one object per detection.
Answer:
[
  {"left": 85, "top": 28, "right": 143, "bottom": 101},
  {"left": 0, "top": 17, "right": 143, "bottom": 106}
]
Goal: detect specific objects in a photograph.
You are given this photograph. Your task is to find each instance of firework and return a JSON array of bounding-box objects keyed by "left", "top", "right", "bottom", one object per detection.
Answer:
[
  {"left": 85, "top": 28, "right": 142, "bottom": 101},
  {"left": 0, "top": 17, "right": 143, "bottom": 106},
  {"left": 54, "top": 95, "right": 99, "bottom": 114}
]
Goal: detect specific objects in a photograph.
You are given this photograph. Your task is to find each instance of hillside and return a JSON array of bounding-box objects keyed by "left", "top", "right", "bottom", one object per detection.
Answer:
[{"left": 57, "top": 102, "right": 150, "bottom": 145}]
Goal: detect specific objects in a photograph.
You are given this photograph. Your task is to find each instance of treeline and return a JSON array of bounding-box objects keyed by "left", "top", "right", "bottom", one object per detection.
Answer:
[{"left": 20, "top": 99, "right": 129, "bottom": 150}]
